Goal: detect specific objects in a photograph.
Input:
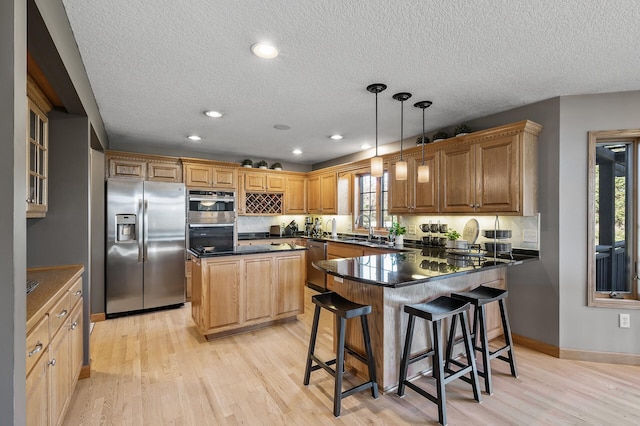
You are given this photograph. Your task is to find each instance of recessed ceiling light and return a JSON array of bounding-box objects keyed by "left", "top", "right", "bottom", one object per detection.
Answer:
[
  {"left": 204, "top": 110, "right": 222, "bottom": 118},
  {"left": 251, "top": 42, "right": 279, "bottom": 59},
  {"left": 187, "top": 135, "right": 202, "bottom": 141},
  {"left": 292, "top": 149, "right": 302, "bottom": 155},
  {"left": 330, "top": 134, "right": 343, "bottom": 140},
  {"left": 361, "top": 143, "right": 371, "bottom": 149},
  {"left": 274, "top": 124, "right": 291, "bottom": 130}
]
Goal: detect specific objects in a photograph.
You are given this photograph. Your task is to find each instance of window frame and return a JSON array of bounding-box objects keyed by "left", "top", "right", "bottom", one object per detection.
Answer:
[
  {"left": 588, "top": 129, "right": 640, "bottom": 308},
  {"left": 353, "top": 169, "right": 391, "bottom": 233}
]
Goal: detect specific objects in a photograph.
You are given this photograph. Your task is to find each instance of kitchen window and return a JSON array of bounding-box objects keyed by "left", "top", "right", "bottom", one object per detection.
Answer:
[
  {"left": 354, "top": 171, "right": 392, "bottom": 231},
  {"left": 588, "top": 130, "right": 640, "bottom": 308}
]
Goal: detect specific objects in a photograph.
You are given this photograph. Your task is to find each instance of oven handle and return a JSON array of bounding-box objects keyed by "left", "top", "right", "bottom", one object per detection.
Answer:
[
  {"left": 188, "top": 197, "right": 235, "bottom": 202},
  {"left": 188, "top": 223, "right": 234, "bottom": 228}
]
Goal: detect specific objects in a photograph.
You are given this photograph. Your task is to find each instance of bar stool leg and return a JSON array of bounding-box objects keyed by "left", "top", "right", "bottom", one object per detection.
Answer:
[
  {"left": 460, "top": 311, "right": 481, "bottom": 403},
  {"left": 477, "top": 305, "right": 493, "bottom": 395},
  {"left": 304, "top": 305, "right": 321, "bottom": 386},
  {"left": 334, "top": 316, "right": 346, "bottom": 417},
  {"left": 499, "top": 299, "right": 518, "bottom": 378},
  {"left": 397, "top": 313, "right": 416, "bottom": 397},
  {"left": 444, "top": 313, "right": 458, "bottom": 373},
  {"left": 432, "top": 319, "right": 446, "bottom": 426},
  {"left": 361, "top": 315, "right": 379, "bottom": 398}
]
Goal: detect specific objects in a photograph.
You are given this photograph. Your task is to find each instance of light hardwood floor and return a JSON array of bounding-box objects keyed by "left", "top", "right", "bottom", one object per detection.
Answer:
[{"left": 65, "top": 287, "right": 640, "bottom": 425}]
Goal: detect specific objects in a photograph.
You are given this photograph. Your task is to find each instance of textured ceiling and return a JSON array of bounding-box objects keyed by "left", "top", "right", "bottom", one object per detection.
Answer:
[{"left": 62, "top": 0, "right": 640, "bottom": 164}]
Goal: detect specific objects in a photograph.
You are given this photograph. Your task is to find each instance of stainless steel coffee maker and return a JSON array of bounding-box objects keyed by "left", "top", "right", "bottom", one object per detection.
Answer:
[{"left": 304, "top": 217, "right": 313, "bottom": 236}]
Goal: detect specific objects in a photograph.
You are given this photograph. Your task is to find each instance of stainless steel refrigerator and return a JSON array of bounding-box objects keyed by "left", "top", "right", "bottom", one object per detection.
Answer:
[{"left": 106, "top": 179, "right": 186, "bottom": 315}]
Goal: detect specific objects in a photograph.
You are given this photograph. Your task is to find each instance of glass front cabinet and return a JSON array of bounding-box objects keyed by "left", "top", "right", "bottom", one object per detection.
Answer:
[{"left": 26, "top": 97, "right": 49, "bottom": 218}]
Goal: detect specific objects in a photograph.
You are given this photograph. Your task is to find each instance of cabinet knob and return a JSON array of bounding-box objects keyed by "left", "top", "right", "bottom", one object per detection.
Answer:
[
  {"left": 57, "top": 309, "right": 68, "bottom": 318},
  {"left": 469, "top": 204, "right": 474, "bottom": 208},
  {"left": 70, "top": 321, "right": 78, "bottom": 331},
  {"left": 74, "top": 290, "right": 82, "bottom": 296},
  {"left": 48, "top": 359, "right": 56, "bottom": 367}
]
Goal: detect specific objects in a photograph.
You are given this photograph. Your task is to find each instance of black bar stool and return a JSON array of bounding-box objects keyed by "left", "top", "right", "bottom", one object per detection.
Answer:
[
  {"left": 446, "top": 286, "right": 518, "bottom": 395},
  {"left": 303, "top": 291, "right": 379, "bottom": 417},
  {"left": 397, "top": 296, "right": 481, "bottom": 426}
]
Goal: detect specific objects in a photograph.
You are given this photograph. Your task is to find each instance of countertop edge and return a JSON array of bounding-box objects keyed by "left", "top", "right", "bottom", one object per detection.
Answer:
[
  {"left": 189, "top": 244, "right": 307, "bottom": 258},
  {"left": 27, "top": 264, "right": 84, "bottom": 332}
]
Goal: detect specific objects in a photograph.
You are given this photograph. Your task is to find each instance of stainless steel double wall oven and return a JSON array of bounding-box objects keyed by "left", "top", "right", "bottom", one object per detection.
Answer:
[{"left": 187, "top": 190, "right": 237, "bottom": 254}]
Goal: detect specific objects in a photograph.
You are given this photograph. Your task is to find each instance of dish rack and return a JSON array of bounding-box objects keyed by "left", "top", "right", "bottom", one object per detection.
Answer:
[{"left": 483, "top": 215, "right": 513, "bottom": 260}]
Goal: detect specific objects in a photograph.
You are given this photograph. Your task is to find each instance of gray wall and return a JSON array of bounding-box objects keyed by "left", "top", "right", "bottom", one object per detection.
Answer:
[
  {"left": 1, "top": 0, "right": 27, "bottom": 423},
  {"left": 90, "top": 150, "right": 105, "bottom": 316},
  {"left": 27, "top": 113, "right": 92, "bottom": 365},
  {"left": 558, "top": 91, "right": 640, "bottom": 353}
]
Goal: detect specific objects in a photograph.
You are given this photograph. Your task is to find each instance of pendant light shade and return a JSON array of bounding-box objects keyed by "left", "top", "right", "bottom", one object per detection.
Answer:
[
  {"left": 367, "top": 84, "right": 387, "bottom": 178},
  {"left": 393, "top": 92, "right": 412, "bottom": 181},
  {"left": 414, "top": 100, "right": 433, "bottom": 183}
]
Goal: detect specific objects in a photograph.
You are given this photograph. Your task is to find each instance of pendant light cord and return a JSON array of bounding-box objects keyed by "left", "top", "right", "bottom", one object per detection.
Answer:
[
  {"left": 421, "top": 107, "right": 425, "bottom": 165},
  {"left": 375, "top": 92, "right": 379, "bottom": 157},
  {"left": 400, "top": 99, "right": 404, "bottom": 160}
]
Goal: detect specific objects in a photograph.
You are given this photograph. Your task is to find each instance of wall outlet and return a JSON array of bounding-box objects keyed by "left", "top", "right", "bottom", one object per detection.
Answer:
[
  {"left": 523, "top": 230, "right": 538, "bottom": 242},
  {"left": 619, "top": 313, "right": 631, "bottom": 328},
  {"left": 407, "top": 225, "right": 417, "bottom": 235}
]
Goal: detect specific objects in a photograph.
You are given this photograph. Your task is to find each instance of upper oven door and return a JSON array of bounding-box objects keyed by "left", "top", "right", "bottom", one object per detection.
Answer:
[{"left": 188, "top": 192, "right": 235, "bottom": 223}]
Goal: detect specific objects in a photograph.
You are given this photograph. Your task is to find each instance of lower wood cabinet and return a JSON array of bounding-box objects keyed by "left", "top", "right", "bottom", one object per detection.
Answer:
[
  {"left": 26, "top": 268, "right": 84, "bottom": 426},
  {"left": 191, "top": 251, "right": 305, "bottom": 338}
]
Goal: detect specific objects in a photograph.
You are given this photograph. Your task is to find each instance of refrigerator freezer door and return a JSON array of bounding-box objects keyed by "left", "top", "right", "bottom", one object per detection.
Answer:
[
  {"left": 106, "top": 179, "right": 144, "bottom": 314},
  {"left": 143, "top": 181, "right": 186, "bottom": 309}
]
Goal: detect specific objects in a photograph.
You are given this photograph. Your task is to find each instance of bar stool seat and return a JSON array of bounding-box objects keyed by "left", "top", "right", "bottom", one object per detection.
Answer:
[
  {"left": 447, "top": 285, "right": 518, "bottom": 395},
  {"left": 397, "top": 296, "right": 481, "bottom": 426},
  {"left": 303, "top": 291, "right": 378, "bottom": 417}
]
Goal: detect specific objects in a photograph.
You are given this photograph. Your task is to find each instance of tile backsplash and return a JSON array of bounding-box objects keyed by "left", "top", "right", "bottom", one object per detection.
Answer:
[{"left": 237, "top": 213, "right": 540, "bottom": 250}]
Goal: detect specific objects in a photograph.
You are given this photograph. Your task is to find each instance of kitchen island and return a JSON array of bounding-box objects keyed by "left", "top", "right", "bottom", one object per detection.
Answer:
[
  {"left": 189, "top": 243, "right": 307, "bottom": 339},
  {"left": 313, "top": 247, "right": 537, "bottom": 391}
]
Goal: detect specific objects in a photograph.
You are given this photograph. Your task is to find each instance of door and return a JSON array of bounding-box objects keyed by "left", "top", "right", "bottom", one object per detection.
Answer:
[
  {"left": 143, "top": 181, "right": 186, "bottom": 309},
  {"left": 106, "top": 179, "right": 144, "bottom": 314}
]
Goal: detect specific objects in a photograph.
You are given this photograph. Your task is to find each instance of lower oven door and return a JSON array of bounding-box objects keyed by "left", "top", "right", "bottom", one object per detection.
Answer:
[{"left": 188, "top": 223, "right": 235, "bottom": 253}]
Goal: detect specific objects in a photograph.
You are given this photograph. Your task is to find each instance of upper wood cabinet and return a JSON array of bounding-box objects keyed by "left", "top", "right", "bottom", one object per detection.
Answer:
[
  {"left": 440, "top": 130, "right": 536, "bottom": 215},
  {"left": 285, "top": 175, "right": 307, "bottom": 214},
  {"left": 389, "top": 153, "right": 439, "bottom": 214},
  {"left": 107, "top": 151, "right": 182, "bottom": 183},
  {"left": 26, "top": 76, "right": 51, "bottom": 218},
  {"left": 241, "top": 171, "right": 286, "bottom": 193},
  {"left": 183, "top": 162, "right": 237, "bottom": 189},
  {"left": 308, "top": 172, "right": 337, "bottom": 214}
]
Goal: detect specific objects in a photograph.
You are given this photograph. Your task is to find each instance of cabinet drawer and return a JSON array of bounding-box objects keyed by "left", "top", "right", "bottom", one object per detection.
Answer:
[
  {"left": 69, "top": 277, "right": 83, "bottom": 309},
  {"left": 26, "top": 315, "right": 49, "bottom": 375},
  {"left": 327, "top": 243, "right": 364, "bottom": 258},
  {"left": 49, "top": 291, "right": 71, "bottom": 338}
]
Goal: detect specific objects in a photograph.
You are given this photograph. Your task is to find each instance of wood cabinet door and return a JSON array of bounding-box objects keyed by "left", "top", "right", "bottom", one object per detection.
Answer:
[
  {"left": 266, "top": 174, "right": 286, "bottom": 192},
  {"left": 243, "top": 258, "right": 273, "bottom": 322},
  {"left": 191, "top": 258, "right": 202, "bottom": 328},
  {"left": 26, "top": 99, "right": 49, "bottom": 218},
  {"left": 389, "top": 160, "right": 411, "bottom": 213},
  {"left": 274, "top": 255, "right": 304, "bottom": 317},
  {"left": 49, "top": 325, "right": 71, "bottom": 426},
  {"left": 69, "top": 302, "right": 84, "bottom": 387},
  {"left": 108, "top": 157, "right": 146, "bottom": 179},
  {"left": 285, "top": 176, "right": 307, "bottom": 214},
  {"left": 185, "top": 164, "right": 213, "bottom": 187},
  {"left": 320, "top": 173, "right": 337, "bottom": 213},
  {"left": 440, "top": 143, "right": 476, "bottom": 213},
  {"left": 26, "top": 353, "right": 49, "bottom": 426},
  {"left": 307, "top": 176, "right": 321, "bottom": 213},
  {"left": 475, "top": 135, "right": 520, "bottom": 213},
  {"left": 204, "top": 259, "right": 241, "bottom": 330},
  {"left": 413, "top": 153, "right": 439, "bottom": 213},
  {"left": 148, "top": 162, "right": 182, "bottom": 182},
  {"left": 244, "top": 172, "right": 266, "bottom": 191},
  {"left": 213, "top": 167, "right": 237, "bottom": 189}
]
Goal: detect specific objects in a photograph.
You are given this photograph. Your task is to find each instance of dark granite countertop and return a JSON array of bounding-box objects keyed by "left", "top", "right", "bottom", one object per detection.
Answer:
[
  {"left": 313, "top": 247, "right": 538, "bottom": 288},
  {"left": 189, "top": 243, "right": 307, "bottom": 258}
]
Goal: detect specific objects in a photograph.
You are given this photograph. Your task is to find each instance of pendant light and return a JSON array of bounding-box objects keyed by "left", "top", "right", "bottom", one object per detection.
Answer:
[
  {"left": 392, "top": 92, "right": 412, "bottom": 181},
  {"left": 367, "top": 84, "right": 387, "bottom": 177},
  {"left": 414, "top": 100, "right": 433, "bottom": 183}
]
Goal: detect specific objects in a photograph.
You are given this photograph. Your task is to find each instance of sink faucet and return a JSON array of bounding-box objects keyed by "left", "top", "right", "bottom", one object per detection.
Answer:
[{"left": 356, "top": 213, "right": 374, "bottom": 241}]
